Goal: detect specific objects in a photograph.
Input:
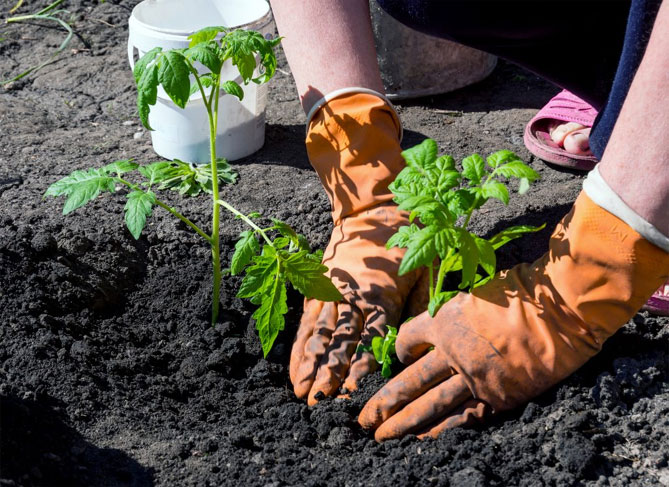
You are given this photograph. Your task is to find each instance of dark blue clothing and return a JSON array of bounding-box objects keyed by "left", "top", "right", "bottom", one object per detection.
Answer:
[{"left": 376, "top": 0, "right": 662, "bottom": 159}]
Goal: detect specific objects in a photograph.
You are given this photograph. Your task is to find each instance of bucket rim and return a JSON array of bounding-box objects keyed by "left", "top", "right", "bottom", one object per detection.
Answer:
[{"left": 130, "top": 0, "right": 272, "bottom": 37}]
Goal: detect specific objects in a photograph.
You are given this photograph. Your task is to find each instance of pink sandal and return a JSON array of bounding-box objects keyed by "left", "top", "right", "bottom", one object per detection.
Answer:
[
  {"left": 523, "top": 89, "right": 599, "bottom": 171},
  {"left": 642, "top": 281, "right": 669, "bottom": 316}
]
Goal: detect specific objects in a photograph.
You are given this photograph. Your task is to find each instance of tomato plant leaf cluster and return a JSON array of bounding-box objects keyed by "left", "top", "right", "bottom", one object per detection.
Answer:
[
  {"left": 358, "top": 326, "right": 398, "bottom": 378},
  {"left": 232, "top": 229, "right": 342, "bottom": 356},
  {"left": 134, "top": 28, "right": 280, "bottom": 130},
  {"left": 45, "top": 26, "right": 340, "bottom": 357},
  {"left": 388, "top": 139, "right": 545, "bottom": 317}
]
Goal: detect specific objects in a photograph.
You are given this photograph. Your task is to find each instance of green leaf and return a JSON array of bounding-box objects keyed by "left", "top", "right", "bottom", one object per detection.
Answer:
[
  {"left": 221, "top": 80, "right": 244, "bottom": 100},
  {"left": 433, "top": 227, "right": 455, "bottom": 259},
  {"left": 145, "top": 159, "right": 237, "bottom": 196},
  {"left": 296, "top": 234, "right": 311, "bottom": 252},
  {"left": 185, "top": 43, "right": 222, "bottom": 74},
  {"left": 231, "top": 230, "right": 260, "bottom": 275},
  {"left": 253, "top": 266, "right": 288, "bottom": 357},
  {"left": 273, "top": 237, "right": 291, "bottom": 249},
  {"left": 102, "top": 159, "right": 138, "bottom": 176},
  {"left": 486, "top": 150, "right": 517, "bottom": 168},
  {"left": 386, "top": 224, "right": 420, "bottom": 249},
  {"left": 481, "top": 181, "right": 510, "bottom": 205},
  {"left": 495, "top": 160, "right": 540, "bottom": 182},
  {"left": 223, "top": 30, "right": 259, "bottom": 82},
  {"left": 371, "top": 336, "right": 384, "bottom": 363},
  {"left": 271, "top": 219, "right": 299, "bottom": 246},
  {"left": 453, "top": 228, "right": 478, "bottom": 289},
  {"left": 488, "top": 224, "right": 546, "bottom": 249},
  {"left": 283, "top": 251, "right": 343, "bottom": 302},
  {"left": 428, "top": 291, "right": 459, "bottom": 317},
  {"left": 44, "top": 168, "right": 116, "bottom": 215},
  {"left": 474, "top": 236, "right": 496, "bottom": 277},
  {"left": 189, "top": 73, "right": 213, "bottom": 97},
  {"left": 124, "top": 190, "right": 156, "bottom": 239},
  {"left": 237, "top": 254, "right": 277, "bottom": 299},
  {"left": 381, "top": 360, "right": 393, "bottom": 379},
  {"left": 138, "top": 161, "right": 172, "bottom": 186},
  {"left": 401, "top": 138, "right": 438, "bottom": 170},
  {"left": 369, "top": 326, "right": 397, "bottom": 377},
  {"left": 382, "top": 326, "right": 397, "bottom": 358},
  {"left": 158, "top": 51, "right": 191, "bottom": 109},
  {"left": 133, "top": 46, "right": 161, "bottom": 84},
  {"left": 187, "top": 26, "right": 226, "bottom": 47},
  {"left": 436, "top": 154, "right": 456, "bottom": 171},
  {"left": 399, "top": 225, "right": 439, "bottom": 276},
  {"left": 137, "top": 62, "right": 158, "bottom": 130},
  {"left": 446, "top": 189, "right": 476, "bottom": 216},
  {"left": 461, "top": 154, "right": 486, "bottom": 185},
  {"left": 518, "top": 178, "right": 531, "bottom": 194},
  {"left": 393, "top": 166, "right": 425, "bottom": 186},
  {"left": 397, "top": 194, "right": 437, "bottom": 212},
  {"left": 473, "top": 275, "right": 494, "bottom": 289},
  {"left": 437, "top": 170, "right": 461, "bottom": 192}
]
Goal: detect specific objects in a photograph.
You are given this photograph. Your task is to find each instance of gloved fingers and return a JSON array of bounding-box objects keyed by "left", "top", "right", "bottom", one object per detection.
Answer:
[
  {"left": 307, "top": 303, "right": 364, "bottom": 405},
  {"left": 373, "top": 374, "right": 471, "bottom": 442},
  {"left": 340, "top": 308, "right": 391, "bottom": 393},
  {"left": 416, "top": 399, "right": 489, "bottom": 440},
  {"left": 289, "top": 299, "right": 324, "bottom": 387},
  {"left": 341, "top": 349, "right": 378, "bottom": 393},
  {"left": 292, "top": 301, "right": 338, "bottom": 399},
  {"left": 394, "top": 312, "right": 434, "bottom": 365},
  {"left": 358, "top": 350, "right": 454, "bottom": 430}
]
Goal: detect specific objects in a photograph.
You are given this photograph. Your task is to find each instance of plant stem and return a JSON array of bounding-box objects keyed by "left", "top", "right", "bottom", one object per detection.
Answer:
[
  {"left": 6, "top": 0, "right": 64, "bottom": 22},
  {"left": 208, "top": 78, "right": 222, "bottom": 326},
  {"left": 434, "top": 250, "right": 454, "bottom": 296},
  {"left": 154, "top": 200, "right": 212, "bottom": 243},
  {"left": 215, "top": 199, "right": 274, "bottom": 247},
  {"left": 116, "top": 177, "right": 211, "bottom": 242}
]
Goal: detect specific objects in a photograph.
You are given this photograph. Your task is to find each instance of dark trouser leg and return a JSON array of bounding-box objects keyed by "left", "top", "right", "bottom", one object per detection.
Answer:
[{"left": 375, "top": 0, "right": 662, "bottom": 159}]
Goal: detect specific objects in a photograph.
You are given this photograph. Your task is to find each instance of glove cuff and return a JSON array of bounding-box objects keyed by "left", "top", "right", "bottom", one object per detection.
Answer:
[
  {"left": 305, "top": 87, "right": 403, "bottom": 141},
  {"left": 583, "top": 165, "right": 669, "bottom": 252},
  {"left": 545, "top": 192, "right": 669, "bottom": 342},
  {"left": 305, "top": 89, "right": 405, "bottom": 225}
]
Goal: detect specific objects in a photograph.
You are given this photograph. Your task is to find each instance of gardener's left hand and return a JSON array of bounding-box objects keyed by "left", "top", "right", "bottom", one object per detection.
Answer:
[
  {"left": 359, "top": 191, "right": 669, "bottom": 440},
  {"left": 289, "top": 89, "right": 429, "bottom": 405}
]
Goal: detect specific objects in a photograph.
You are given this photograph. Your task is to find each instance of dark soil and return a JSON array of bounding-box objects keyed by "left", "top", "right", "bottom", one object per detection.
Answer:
[{"left": 1, "top": 1, "right": 668, "bottom": 486}]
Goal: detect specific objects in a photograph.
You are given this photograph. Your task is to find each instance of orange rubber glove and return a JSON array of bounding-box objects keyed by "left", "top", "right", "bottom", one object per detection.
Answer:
[
  {"left": 359, "top": 190, "right": 669, "bottom": 441},
  {"left": 290, "top": 89, "right": 426, "bottom": 405}
]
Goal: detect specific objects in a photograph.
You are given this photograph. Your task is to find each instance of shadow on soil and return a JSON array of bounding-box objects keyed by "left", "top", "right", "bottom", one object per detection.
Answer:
[{"left": 0, "top": 394, "right": 154, "bottom": 487}]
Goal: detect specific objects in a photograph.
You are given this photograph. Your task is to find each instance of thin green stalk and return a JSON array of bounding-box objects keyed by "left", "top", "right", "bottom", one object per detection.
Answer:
[
  {"left": 6, "top": 0, "right": 64, "bottom": 21},
  {"left": 154, "top": 200, "right": 212, "bottom": 243},
  {"left": 185, "top": 59, "right": 211, "bottom": 113},
  {"left": 117, "top": 177, "right": 211, "bottom": 242},
  {"left": 208, "top": 78, "right": 222, "bottom": 325},
  {"left": 215, "top": 199, "right": 274, "bottom": 247},
  {"left": 3, "top": 3, "right": 73, "bottom": 84},
  {"left": 434, "top": 250, "right": 455, "bottom": 295},
  {"left": 462, "top": 170, "right": 498, "bottom": 229}
]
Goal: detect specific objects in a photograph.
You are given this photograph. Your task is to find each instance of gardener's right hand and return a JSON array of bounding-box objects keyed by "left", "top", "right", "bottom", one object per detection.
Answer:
[{"left": 290, "top": 90, "right": 424, "bottom": 405}]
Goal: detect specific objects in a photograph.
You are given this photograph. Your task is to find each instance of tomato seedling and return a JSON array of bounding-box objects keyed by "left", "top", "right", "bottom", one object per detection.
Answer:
[
  {"left": 358, "top": 326, "right": 398, "bottom": 378},
  {"left": 45, "top": 27, "right": 342, "bottom": 357},
  {"left": 388, "top": 138, "right": 544, "bottom": 317}
]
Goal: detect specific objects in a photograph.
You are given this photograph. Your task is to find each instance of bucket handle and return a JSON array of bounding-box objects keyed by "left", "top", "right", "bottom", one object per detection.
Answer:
[{"left": 128, "top": 38, "right": 137, "bottom": 71}]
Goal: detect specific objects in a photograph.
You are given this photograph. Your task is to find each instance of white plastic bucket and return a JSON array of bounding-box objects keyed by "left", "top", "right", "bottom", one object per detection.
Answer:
[{"left": 128, "top": 0, "right": 274, "bottom": 163}]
